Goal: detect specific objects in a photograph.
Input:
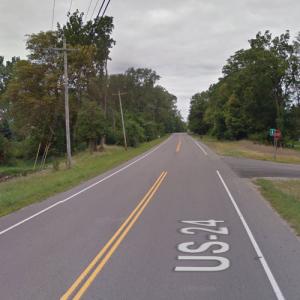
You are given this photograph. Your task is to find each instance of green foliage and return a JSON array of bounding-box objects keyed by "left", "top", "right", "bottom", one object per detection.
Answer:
[
  {"left": 60, "top": 10, "right": 115, "bottom": 73},
  {"left": 0, "top": 11, "right": 184, "bottom": 169},
  {"left": 0, "top": 134, "right": 12, "bottom": 164},
  {"left": 104, "top": 126, "right": 120, "bottom": 144},
  {"left": 256, "top": 179, "right": 300, "bottom": 235},
  {"left": 0, "top": 56, "right": 19, "bottom": 95},
  {"left": 188, "top": 92, "right": 209, "bottom": 135},
  {"left": 125, "top": 117, "right": 145, "bottom": 147},
  {"left": 75, "top": 101, "right": 106, "bottom": 150},
  {"left": 188, "top": 30, "right": 300, "bottom": 141},
  {"left": 224, "top": 94, "right": 247, "bottom": 139},
  {"left": 143, "top": 121, "right": 159, "bottom": 141}
]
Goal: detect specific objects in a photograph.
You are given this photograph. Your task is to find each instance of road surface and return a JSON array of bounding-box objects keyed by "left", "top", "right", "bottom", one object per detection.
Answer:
[
  {"left": 223, "top": 156, "right": 300, "bottom": 178},
  {"left": 0, "top": 133, "right": 299, "bottom": 300}
]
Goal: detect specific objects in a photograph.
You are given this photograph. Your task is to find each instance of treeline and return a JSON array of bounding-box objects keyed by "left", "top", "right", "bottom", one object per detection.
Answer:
[
  {"left": 188, "top": 31, "right": 300, "bottom": 142},
  {"left": 0, "top": 11, "right": 184, "bottom": 165}
]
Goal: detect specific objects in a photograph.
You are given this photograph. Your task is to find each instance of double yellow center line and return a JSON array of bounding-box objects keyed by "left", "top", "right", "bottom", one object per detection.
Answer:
[
  {"left": 176, "top": 139, "right": 182, "bottom": 153},
  {"left": 61, "top": 171, "right": 168, "bottom": 300}
]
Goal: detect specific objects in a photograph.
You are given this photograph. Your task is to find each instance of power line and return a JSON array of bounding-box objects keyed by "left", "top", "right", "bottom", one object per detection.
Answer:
[
  {"left": 68, "top": 0, "right": 73, "bottom": 14},
  {"left": 85, "top": 0, "right": 111, "bottom": 23},
  {"left": 51, "top": 0, "right": 56, "bottom": 30},
  {"left": 100, "top": 0, "right": 111, "bottom": 18},
  {"left": 90, "top": 0, "right": 102, "bottom": 20},
  {"left": 84, "top": 0, "right": 94, "bottom": 21},
  {"left": 96, "top": 0, "right": 107, "bottom": 18}
]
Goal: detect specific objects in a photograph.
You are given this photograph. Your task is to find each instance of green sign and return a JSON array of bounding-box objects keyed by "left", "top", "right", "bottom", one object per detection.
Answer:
[{"left": 269, "top": 128, "right": 276, "bottom": 136}]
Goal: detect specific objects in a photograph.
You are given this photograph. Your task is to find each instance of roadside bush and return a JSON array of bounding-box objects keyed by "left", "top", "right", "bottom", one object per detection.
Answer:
[
  {"left": 105, "top": 127, "right": 121, "bottom": 145},
  {"left": 52, "top": 159, "right": 60, "bottom": 171},
  {"left": 75, "top": 142, "right": 88, "bottom": 152},
  {"left": 75, "top": 101, "right": 106, "bottom": 152},
  {"left": 21, "top": 136, "right": 41, "bottom": 160},
  {"left": 0, "top": 134, "right": 13, "bottom": 164},
  {"left": 143, "top": 121, "right": 158, "bottom": 141},
  {"left": 126, "top": 119, "right": 145, "bottom": 147},
  {"left": 248, "top": 132, "right": 268, "bottom": 144}
]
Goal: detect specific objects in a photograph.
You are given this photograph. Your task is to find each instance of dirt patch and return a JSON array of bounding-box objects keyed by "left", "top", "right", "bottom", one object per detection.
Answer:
[{"left": 0, "top": 174, "right": 15, "bottom": 183}]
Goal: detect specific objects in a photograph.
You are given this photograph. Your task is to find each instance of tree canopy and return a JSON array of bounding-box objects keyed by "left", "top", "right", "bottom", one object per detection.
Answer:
[
  {"left": 0, "top": 11, "right": 185, "bottom": 165},
  {"left": 188, "top": 30, "right": 300, "bottom": 141}
]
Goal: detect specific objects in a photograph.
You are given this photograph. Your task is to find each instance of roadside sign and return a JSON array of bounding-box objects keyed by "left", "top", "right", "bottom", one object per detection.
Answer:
[
  {"left": 274, "top": 129, "right": 282, "bottom": 140},
  {"left": 269, "top": 128, "right": 276, "bottom": 137},
  {"left": 271, "top": 128, "right": 282, "bottom": 160}
]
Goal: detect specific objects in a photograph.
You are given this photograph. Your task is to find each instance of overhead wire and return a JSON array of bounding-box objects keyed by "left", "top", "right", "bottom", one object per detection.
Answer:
[
  {"left": 85, "top": 0, "right": 111, "bottom": 22},
  {"left": 83, "top": 0, "right": 111, "bottom": 57},
  {"left": 84, "top": 0, "right": 94, "bottom": 21},
  {"left": 51, "top": 0, "right": 56, "bottom": 30},
  {"left": 68, "top": 0, "right": 73, "bottom": 14},
  {"left": 90, "top": 0, "right": 102, "bottom": 20},
  {"left": 100, "top": 0, "right": 111, "bottom": 18},
  {"left": 96, "top": 0, "right": 108, "bottom": 18}
]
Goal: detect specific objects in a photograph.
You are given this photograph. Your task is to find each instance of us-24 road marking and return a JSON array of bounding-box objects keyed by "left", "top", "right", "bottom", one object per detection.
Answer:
[{"left": 175, "top": 220, "right": 230, "bottom": 272}]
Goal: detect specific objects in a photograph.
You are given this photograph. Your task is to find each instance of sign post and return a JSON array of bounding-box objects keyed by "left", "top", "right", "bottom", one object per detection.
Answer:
[{"left": 269, "top": 128, "right": 281, "bottom": 160}]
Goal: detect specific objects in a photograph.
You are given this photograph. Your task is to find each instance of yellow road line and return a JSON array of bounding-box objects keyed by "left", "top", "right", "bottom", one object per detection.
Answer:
[
  {"left": 176, "top": 139, "right": 182, "bottom": 153},
  {"left": 73, "top": 171, "right": 167, "bottom": 299},
  {"left": 61, "top": 171, "right": 167, "bottom": 300}
]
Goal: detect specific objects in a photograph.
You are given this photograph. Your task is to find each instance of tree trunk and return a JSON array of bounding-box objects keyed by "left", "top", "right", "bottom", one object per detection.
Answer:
[
  {"left": 99, "top": 135, "right": 105, "bottom": 152},
  {"left": 89, "top": 139, "right": 96, "bottom": 153}
]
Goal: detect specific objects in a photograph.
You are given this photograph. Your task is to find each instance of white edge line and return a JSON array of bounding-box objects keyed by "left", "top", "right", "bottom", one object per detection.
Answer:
[
  {"left": 216, "top": 170, "right": 285, "bottom": 300},
  {"left": 0, "top": 137, "right": 170, "bottom": 237},
  {"left": 192, "top": 139, "right": 208, "bottom": 156}
]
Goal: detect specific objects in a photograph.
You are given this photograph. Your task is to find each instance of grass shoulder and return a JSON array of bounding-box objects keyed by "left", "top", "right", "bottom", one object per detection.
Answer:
[
  {"left": 0, "top": 136, "right": 168, "bottom": 218},
  {"left": 255, "top": 178, "right": 300, "bottom": 235},
  {"left": 0, "top": 160, "right": 35, "bottom": 178},
  {"left": 193, "top": 135, "right": 300, "bottom": 164}
]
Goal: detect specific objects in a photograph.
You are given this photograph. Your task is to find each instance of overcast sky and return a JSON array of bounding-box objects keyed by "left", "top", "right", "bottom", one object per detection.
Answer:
[{"left": 0, "top": 0, "right": 299, "bottom": 119}]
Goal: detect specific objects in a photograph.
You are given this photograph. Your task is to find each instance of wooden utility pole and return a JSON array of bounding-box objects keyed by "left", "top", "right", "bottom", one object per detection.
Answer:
[
  {"left": 33, "top": 143, "right": 41, "bottom": 170},
  {"left": 47, "top": 36, "right": 78, "bottom": 168},
  {"left": 104, "top": 59, "right": 108, "bottom": 117},
  {"left": 63, "top": 36, "right": 72, "bottom": 168},
  {"left": 113, "top": 91, "right": 127, "bottom": 150}
]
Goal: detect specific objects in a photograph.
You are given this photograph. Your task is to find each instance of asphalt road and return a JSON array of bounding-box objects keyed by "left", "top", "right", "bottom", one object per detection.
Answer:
[
  {"left": 223, "top": 156, "right": 300, "bottom": 178},
  {"left": 0, "top": 133, "right": 299, "bottom": 300}
]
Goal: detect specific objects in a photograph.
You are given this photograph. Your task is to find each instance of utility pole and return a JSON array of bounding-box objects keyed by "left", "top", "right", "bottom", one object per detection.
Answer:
[
  {"left": 104, "top": 59, "right": 108, "bottom": 117},
  {"left": 63, "top": 36, "right": 72, "bottom": 168},
  {"left": 47, "top": 36, "right": 78, "bottom": 168},
  {"left": 113, "top": 91, "right": 127, "bottom": 150}
]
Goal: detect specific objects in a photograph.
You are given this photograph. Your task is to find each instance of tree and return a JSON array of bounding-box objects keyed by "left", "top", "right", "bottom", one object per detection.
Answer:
[
  {"left": 3, "top": 59, "right": 65, "bottom": 158},
  {"left": 124, "top": 115, "right": 145, "bottom": 147},
  {"left": 75, "top": 101, "right": 106, "bottom": 151},
  {"left": 0, "top": 134, "right": 11, "bottom": 164},
  {"left": 0, "top": 56, "right": 19, "bottom": 143},
  {"left": 0, "top": 56, "right": 19, "bottom": 95},
  {"left": 189, "top": 30, "right": 300, "bottom": 141},
  {"left": 107, "top": 68, "right": 184, "bottom": 142},
  {"left": 188, "top": 92, "right": 209, "bottom": 135},
  {"left": 60, "top": 11, "right": 115, "bottom": 74},
  {"left": 0, "top": 11, "right": 184, "bottom": 165}
]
